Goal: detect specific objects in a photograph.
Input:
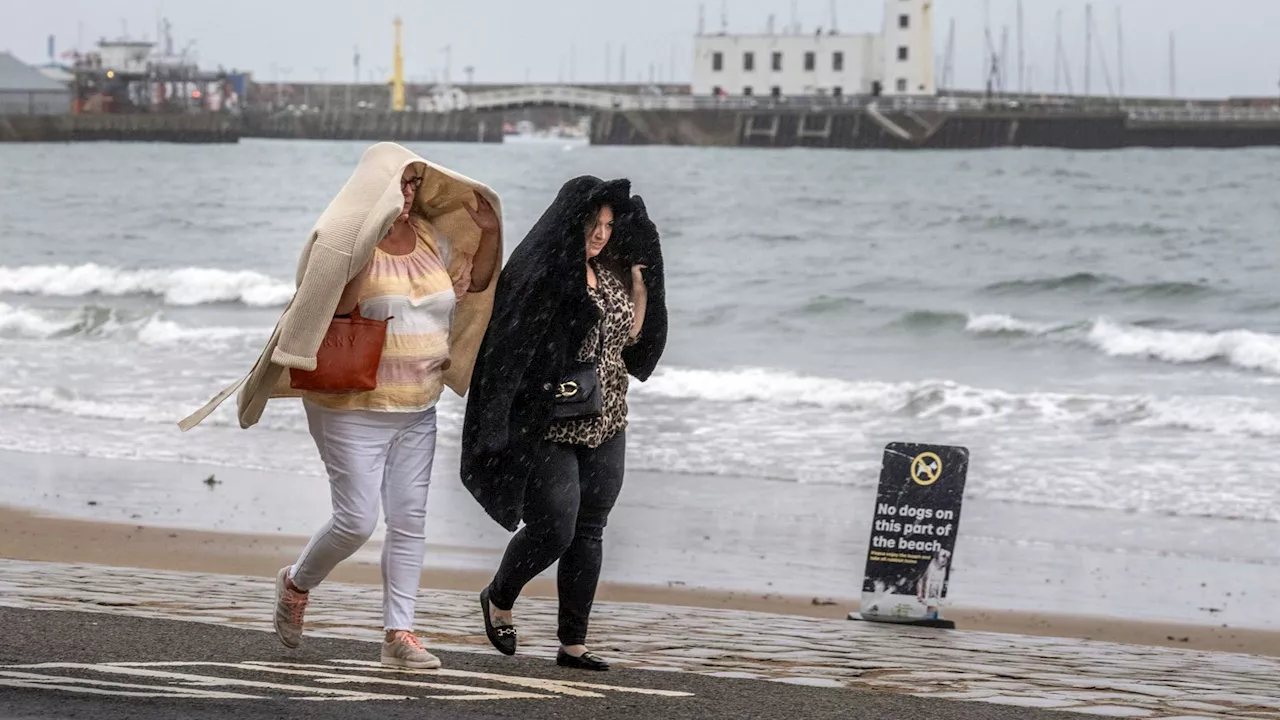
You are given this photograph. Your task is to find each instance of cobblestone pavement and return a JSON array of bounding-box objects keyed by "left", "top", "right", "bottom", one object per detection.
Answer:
[{"left": 1, "top": 559, "right": 1277, "bottom": 719}]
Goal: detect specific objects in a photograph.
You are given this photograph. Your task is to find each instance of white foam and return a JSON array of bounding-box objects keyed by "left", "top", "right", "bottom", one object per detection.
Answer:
[
  {"left": 965, "top": 313, "right": 1063, "bottom": 335},
  {"left": 134, "top": 316, "right": 261, "bottom": 345},
  {"left": 636, "top": 366, "right": 1280, "bottom": 438},
  {"left": 0, "top": 264, "right": 295, "bottom": 306},
  {"left": 1087, "top": 318, "right": 1280, "bottom": 374},
  {"left": 961, "top": 311, "right": 1280, "bottom": 376},
  {"left": 0, "top": 302, "right": 79, "bottom": 339},
  {"left": 0, "top": 302, "right": 263, "bottom": 346},
  {"left": 0, "top": 387, "right": 159, "bottom": 423},
  {"left": 637, "top": 367, "right": 912, "bottom": 411}
]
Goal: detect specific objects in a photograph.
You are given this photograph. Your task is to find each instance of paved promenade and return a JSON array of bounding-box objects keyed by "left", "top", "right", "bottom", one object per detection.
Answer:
[{"left": 1, "top": 559, "right": 1277, "bottom": 718}]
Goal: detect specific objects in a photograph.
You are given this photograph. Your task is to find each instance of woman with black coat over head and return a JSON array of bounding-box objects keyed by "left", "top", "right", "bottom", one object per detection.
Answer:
[{"left": 460, "top": 176, "right": 666, "bottom": 671}]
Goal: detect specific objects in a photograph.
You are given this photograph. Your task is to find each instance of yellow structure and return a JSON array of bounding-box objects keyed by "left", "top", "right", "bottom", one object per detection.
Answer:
[{"left": 391, "top": 15, "right": 406, "bottom": 111}]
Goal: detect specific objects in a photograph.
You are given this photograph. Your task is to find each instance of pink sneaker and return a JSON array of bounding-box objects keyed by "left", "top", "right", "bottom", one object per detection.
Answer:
[
  {"left": 382, "top": 630, "right": 441, "bottom": 669},
  {"left": 273, "top": 567, "right": 308, "bottom": 648}
]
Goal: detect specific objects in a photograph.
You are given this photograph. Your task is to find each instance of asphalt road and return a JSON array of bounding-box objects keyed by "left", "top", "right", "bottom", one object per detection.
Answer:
[{"left": 0, "top": 607, "right": 1083, "bottom": 720}]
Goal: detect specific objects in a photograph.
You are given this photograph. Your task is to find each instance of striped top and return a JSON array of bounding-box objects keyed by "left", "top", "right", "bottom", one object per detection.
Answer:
[{"left": 305, "top": 221, "right": 459, "bottom": 413}]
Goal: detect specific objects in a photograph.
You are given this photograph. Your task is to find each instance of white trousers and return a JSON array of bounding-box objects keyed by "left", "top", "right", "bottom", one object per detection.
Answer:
[{"left": 289, "top": 400, "right": 437, "bottom": 631}]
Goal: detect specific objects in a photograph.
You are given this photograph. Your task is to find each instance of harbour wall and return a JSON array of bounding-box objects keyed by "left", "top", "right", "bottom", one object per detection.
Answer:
[
  {"left": 588, "top": 108, "right": 1280, "bottom": 150},
  {"left": 0, "top": 113, "right": 239, "bottom": 143},
  {"left": 239, "top": 111, "right": 502, "bottom": 143}
]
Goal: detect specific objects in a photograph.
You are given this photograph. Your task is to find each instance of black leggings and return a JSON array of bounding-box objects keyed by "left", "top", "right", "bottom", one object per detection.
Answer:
[{"left": 488, "top": 431, "right": 626, "bottom": 646}]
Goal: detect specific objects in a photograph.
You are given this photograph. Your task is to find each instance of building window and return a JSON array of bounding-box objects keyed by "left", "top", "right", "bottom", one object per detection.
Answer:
[
  {"left": 743, "top": 86, "right": 754, "bottom": 96},
  {"left": 772, "top": 52, "right": 783, "bottom": 71},
  {"left": 896, "top": 78, "right": 908, "bottom": 92},
  {"left": 771, "top": 86, "right": 781, "bottom": 97},
  {"left": 833, "top": 52, "right": 844, "bottom": 71},
  {"left": 833, "top": 86, "right": 843, "bottom": 97},
  {"left": 898, "top": 46, "right": 910, "bottom": 61},
  {"left": 712, "top": 52, "right": 723, "bottom": 71},
  {"left": 744, "top": 52, "right": 755, "bottom": 71},
  {"left": 899, "top": 14, "right": 910, "bottom": 29},
  {"left": 804, "top": 52, "right": 816, "bottom": 71}
]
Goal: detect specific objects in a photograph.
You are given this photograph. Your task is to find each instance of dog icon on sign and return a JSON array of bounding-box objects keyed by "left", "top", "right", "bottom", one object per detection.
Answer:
[{"left": 910, "top": 452, "right": 942, "bottom": 486}]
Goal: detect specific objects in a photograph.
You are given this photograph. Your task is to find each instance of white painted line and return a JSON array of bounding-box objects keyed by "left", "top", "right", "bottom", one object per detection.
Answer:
[
  {"left": 108, "top": 662, "right": 549, "bottom": 701},
  {"left": 329, "top": 659, "right": 697, "bottom": 698},
  {"left": 0, "top": 659, "right": 696, "bottom": 702},
  {"left": 4, "top": 663, "right": 412, "bottom": 701},
  {"left": 0, "top": 670, "right": 263, "bottom": 699},
  {"left": 0, "top": 679, "right": 208, "bottom": 698}
]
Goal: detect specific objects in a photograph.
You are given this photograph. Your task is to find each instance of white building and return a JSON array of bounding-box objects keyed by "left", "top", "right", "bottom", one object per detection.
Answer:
[
  {"left": 692, "top": 0, "right": 935, "bottom": 98},
  {"left": 882, "top": 0, "right": 934, "bottom": 95},
  {"left": 97, "top": 40, "right": 154, "bottom": 76}
]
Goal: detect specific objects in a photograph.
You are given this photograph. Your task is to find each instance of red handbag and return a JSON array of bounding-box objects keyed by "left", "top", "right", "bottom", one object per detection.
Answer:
[{"left": 289, "top": 307, "right": 393, "bottom": 393}]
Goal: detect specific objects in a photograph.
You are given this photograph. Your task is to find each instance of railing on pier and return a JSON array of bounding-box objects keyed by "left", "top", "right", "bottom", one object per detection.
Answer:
[
  {"left": 1126, "top": 106, "right": 1280, "bottom": 124},
  {"left": 418, "top": 85, "right": 1280, "bottom": 125}
]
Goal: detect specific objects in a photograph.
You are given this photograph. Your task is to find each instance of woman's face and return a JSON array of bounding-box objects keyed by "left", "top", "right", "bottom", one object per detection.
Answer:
[
  {"left": 400, "top": 166, "right": 423, "bottom": 218},
  {"left": 585, "top": 205, "right": 614, "bottom": 260}
]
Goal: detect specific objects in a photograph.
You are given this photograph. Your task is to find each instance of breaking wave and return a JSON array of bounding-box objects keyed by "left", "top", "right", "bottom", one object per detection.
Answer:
[
  {"left": 0, "top": 302, "right": 263, "bottom": 346},
  {"left": 1086, "top": 319, "right": 1280, "bottom": 374},
  {"left": 954, "top": 312, "right": 1280, "bottom": 375},
  {"left": 963, "top": 313, "right": 1069, "bottom": 336},
  {"left": 6, "top": 365, "right": 1276, "bottom": 440},
  {"left": 633, "top": 367, "right": 1280, "bottom": 437},
  {"left": 0, "top": 264, "right": 294, "bottom": 307}
]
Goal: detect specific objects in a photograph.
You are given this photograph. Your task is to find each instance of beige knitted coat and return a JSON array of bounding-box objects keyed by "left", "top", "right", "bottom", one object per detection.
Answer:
[{"left": 178, "top": 142, "right": 503, "bottom": 432}]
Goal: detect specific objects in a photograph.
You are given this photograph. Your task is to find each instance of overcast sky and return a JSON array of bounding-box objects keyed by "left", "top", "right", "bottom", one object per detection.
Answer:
[{"left": 4, "top": 0, "right": 1279, "bottom": 98}]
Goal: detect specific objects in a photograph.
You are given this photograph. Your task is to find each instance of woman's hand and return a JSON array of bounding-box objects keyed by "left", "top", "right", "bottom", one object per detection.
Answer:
[
  {"left": 466, "top": 190, "right": 501, "bottom": 293},
  {"left": 630, "top": 265, "right": 648, "bottom": 294},
  {"left": 465, "top": 191, "right": 501, "bottom": 234}
]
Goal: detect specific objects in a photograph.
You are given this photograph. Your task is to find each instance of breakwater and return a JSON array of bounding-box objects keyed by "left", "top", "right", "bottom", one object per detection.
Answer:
[
  {"left": 589, "top": 106, "right": 1280, "bottom": 150},
  {"left": 240, "top": 111, "right": 502, "bottom": 143},
  {"left": 0, "top": 113, "right": 239, "bottom": 143}
]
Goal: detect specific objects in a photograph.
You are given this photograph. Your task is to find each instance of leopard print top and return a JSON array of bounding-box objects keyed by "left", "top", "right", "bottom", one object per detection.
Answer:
[{"left": 545, "top": 261, "right": 637, "bottom": 448}]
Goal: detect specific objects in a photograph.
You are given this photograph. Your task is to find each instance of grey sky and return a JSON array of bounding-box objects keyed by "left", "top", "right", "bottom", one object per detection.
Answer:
[{"left": 4, "top": 0, "right": 1279, "bottom": 98}]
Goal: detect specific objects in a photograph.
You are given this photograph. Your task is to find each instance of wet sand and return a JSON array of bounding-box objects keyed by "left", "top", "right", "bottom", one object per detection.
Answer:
[
  {"left": 3, "top": 505, "right": 1277, "bottom": 657},
  {"left": 3, "top": 448, "right": 1275, "bottom": 635}
]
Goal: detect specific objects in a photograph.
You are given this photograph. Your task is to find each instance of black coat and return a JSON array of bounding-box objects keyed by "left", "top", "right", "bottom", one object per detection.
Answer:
[{"left": 460, "top": 176, "right": 667, "bottom": 531}]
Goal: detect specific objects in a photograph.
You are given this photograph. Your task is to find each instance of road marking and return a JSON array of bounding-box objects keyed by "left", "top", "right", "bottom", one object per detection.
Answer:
[
  {"left": 109, "top": 662, "right": 546, "bottom": 701},
  {"left": 0, "top": 660, "right": 695, "bottom": 702},
  {"left": 0, "top": 669, "right": 264, "bottom": 699},
  {"left": 329, "top": 659, "right": 695, "bottom": 697},
  {"left": 2, "top": 663, "right": 412, "bottom": 701}
]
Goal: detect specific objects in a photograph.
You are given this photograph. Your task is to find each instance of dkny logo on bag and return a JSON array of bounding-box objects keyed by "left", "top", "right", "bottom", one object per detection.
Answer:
[{"left": 322, "top": 335, "right": 359, "bottom": 348}]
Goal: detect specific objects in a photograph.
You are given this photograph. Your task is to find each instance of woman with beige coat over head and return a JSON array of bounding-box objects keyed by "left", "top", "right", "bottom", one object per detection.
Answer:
[{"left": 179, "top": 142, "right": 503, "bottom": 669}]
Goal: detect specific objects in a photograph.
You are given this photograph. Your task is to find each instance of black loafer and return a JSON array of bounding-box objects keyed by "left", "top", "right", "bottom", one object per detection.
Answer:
[
  {"left": 480, "top": 586, "right": 517, "bottom": 656},
  {"left": 557, "top": 649, "right": 610, "bottom": 671}
]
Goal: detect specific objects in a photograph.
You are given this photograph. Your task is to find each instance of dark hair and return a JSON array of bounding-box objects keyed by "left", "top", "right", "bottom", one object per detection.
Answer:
[{"left": 586, "top": 203, "right": 634, "bottom": 294}]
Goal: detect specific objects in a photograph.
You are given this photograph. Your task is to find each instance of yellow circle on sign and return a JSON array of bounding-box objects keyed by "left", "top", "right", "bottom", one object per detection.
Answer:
[{"left": 910, "top": 452, "right": 943, "bottom": 486}]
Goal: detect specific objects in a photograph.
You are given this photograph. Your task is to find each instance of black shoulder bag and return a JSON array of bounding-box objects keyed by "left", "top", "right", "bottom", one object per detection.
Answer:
[{"left": 551, "top": 323, "right": 606, "bottom": 421}]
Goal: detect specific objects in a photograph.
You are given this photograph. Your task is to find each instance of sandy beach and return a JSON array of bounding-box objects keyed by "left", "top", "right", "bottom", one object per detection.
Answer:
[
  {"left": 4, "top": 499, "right": 1278, "bottom": 658},
  {"left": 4, "top": 446, "right": 1276, "bottom": 632}
]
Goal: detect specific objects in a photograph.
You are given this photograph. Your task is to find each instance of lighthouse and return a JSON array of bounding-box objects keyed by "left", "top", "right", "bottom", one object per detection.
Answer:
[{"left": 882, "top": 0, "right": 935, "bottom": 95}]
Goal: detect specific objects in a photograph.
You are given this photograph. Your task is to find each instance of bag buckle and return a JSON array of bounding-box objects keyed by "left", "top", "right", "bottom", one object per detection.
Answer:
[{"left": 556, "top": 381, "right": 579, "bottom": 399}]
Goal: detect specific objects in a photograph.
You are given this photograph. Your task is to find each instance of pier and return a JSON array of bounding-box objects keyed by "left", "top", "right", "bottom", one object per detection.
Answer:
[
  {"left": 583, "top": 97, "right": 1280, "bottom": 150},
  {"left": 239, "top": 110, "right": 502, "bottom": 143},
  {"left": 0, "top": 113, "right": 238, "bottom": 143}
]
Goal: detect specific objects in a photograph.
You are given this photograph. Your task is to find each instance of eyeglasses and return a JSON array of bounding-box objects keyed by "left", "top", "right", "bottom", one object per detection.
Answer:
[{"left": 402, "top": 176, "right": 423, "bottom": 192}]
